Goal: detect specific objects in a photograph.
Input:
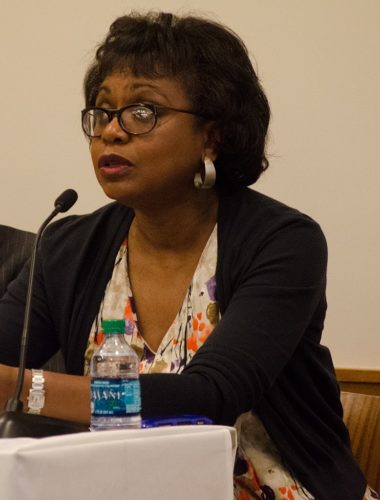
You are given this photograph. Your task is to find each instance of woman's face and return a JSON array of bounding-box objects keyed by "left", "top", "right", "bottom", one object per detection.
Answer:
[{"left": 89, "top": 72, "right": 216, "bottom": 208}]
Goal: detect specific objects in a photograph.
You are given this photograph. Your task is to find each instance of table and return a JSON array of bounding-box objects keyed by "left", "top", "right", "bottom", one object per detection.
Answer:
[{"left": 0, "top": 425, "right": 236, "bottom": 500}]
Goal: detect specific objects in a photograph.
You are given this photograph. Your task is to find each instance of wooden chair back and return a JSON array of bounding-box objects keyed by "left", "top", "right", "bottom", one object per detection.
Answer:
[{"left": 341, "top": 391, "right": 380, "bottom": 493}]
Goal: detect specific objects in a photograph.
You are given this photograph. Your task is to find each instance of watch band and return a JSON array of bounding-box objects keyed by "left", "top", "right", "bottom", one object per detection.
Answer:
[{"left": 27, "top": 369, "right": 45, "bottom": 415}]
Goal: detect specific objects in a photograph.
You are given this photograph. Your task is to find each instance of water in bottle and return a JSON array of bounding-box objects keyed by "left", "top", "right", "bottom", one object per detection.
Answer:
[{"left": 90, "top": 319, "right": 142, "bottom": 430}]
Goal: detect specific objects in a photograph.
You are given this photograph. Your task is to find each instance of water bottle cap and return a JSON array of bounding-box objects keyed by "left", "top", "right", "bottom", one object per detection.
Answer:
[{"left": 102, "top": 319, "right": 126, "bottom": 334}]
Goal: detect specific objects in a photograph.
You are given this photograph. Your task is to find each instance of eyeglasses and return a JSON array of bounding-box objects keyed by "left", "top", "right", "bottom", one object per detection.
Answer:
[{"left": 81, "top": 103, "right": 210, "bottom": 138}]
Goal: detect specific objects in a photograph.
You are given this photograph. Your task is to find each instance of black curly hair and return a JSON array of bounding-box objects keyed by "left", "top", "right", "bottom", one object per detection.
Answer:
[{"left": 84, "top": 11, "right": 270, "bottom": 189}]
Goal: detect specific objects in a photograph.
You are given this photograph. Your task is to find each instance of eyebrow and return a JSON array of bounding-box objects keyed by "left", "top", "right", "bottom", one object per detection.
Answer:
[{"left": 97, "top": 82, "right": 170, "bottom": 100}]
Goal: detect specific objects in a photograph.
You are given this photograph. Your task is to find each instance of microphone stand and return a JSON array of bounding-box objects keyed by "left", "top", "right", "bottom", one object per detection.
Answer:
[{"left": 0, "top": 190, "right": 88, "bottom": 438}]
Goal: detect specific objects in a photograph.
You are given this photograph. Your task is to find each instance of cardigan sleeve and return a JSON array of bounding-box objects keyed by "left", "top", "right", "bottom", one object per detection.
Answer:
[{"left": 140, "top": 216, "right": 328, "bottom": 425}]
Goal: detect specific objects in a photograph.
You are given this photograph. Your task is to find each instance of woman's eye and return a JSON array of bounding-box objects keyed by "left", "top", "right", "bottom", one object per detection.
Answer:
[
  {"left": 97, "top": 113, "right": 110, "bottom": 126},
  {"left": 131, "top": 107, "right": 154, "bottom": 122}
]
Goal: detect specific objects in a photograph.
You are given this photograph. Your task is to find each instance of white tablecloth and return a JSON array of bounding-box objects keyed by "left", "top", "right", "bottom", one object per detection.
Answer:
[{"left": 0, "top": 425, "right": 236, "bottom": 500}]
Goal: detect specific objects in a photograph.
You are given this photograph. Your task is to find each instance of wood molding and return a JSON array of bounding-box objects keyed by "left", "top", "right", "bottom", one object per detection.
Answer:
[
  {"left": 336, "top": 368, "right": 380, "bottom": 383},
  {"left": 336, "top": 369, "right": 380, "bottom": 396}
]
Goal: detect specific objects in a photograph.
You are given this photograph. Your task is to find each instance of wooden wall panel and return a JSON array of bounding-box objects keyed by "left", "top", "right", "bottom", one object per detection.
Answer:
[{"left": 336, "top": 369, "right": 380, "bottom": 396}]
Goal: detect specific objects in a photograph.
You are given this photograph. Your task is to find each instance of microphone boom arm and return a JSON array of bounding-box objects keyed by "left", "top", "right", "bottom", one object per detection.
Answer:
[
  {"left": 6, "top": 207, "right": 62, "bottom": 411},
  {"left": 5, "top": 188, "right": 78, "bottom": 411}
]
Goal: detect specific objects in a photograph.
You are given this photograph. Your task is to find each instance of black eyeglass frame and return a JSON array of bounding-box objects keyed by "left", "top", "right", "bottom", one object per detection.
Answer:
[{"left": 81, "top": 102, "right": 213, "bottom": 138}]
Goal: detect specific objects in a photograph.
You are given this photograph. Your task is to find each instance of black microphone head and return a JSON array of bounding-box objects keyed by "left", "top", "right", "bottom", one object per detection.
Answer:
[{"left": 54, "top": 189, "right": 78, "bottom": 213}]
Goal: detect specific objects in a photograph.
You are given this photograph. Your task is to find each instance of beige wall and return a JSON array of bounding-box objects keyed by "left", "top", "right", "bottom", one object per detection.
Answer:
[{"left": 1, "top": 0, "right": 379, "bottom": 368}]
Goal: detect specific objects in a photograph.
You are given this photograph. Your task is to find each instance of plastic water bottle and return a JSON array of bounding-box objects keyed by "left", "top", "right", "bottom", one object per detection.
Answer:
[{"left": 90, "top": 319, "right": 142, "bottom": 430}]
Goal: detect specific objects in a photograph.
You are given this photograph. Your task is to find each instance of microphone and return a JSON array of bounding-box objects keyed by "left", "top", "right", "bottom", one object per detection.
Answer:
[
  {"left": 0, "top": 189, "right": 88, "bottom": 438},
  {"left": 54, "top": 189, "right": 78, "bottom": 213}
]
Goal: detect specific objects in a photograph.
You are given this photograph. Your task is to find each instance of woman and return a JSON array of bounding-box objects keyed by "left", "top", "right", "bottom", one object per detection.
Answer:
[{"left": 0, "top": 11, "right": 376, "bottom": 500}]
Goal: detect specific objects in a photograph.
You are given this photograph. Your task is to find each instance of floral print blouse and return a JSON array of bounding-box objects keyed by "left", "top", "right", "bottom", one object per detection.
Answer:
[
  {"left": 84, "top": 225, "right": 377, "bottom": 500},
  {"left": 84, "top": 226, "right": 219, "bottom": 376}
]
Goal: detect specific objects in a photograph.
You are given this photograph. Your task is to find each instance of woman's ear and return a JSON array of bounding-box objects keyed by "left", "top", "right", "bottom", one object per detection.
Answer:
[{"left": 203, "top": 122, "right": 220, "bottom": 162}]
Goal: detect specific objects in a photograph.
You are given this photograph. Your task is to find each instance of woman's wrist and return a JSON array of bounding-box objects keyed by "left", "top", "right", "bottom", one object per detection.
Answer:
[
  {"left": 1, "top": 365, "right": 91, "bottom": 424},
  {"left": 1, "top": 365, "right": 33, "bottom": 412},
  {"left": 0, "top": 364, "right": 19, "bottom": 407}
]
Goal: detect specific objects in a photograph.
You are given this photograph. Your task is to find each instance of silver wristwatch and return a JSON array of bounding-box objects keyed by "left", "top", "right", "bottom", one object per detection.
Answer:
[{"left": 28, "top": 369, "right": 45, "bottom": 415}]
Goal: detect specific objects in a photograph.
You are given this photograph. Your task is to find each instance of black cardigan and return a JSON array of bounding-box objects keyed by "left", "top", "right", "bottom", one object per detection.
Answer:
[{"left": 0, "top": 188, "right": 365, "bottom": 499}]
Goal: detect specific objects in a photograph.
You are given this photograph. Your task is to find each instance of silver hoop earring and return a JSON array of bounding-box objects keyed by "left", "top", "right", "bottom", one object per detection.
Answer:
[{"left": 194, "top": 157, "right": 216, "bottom": 189}]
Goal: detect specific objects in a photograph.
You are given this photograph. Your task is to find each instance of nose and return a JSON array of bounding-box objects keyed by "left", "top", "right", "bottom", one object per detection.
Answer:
[{"left": 101, "top": 116, "right": 129, "bottom": 143}]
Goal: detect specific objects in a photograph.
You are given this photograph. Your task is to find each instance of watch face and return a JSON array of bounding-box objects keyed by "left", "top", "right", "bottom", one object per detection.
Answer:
[{"left": 28, "top": 390, "right": 45, "bottom": 409}]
